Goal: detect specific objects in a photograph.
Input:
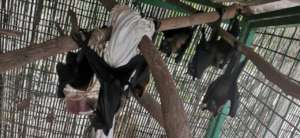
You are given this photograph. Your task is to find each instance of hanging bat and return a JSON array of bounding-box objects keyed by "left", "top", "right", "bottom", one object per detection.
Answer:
[
  {"left": 56, "top": 50, "right": 94, "bottom": 98},
  {"left": 202, "top": 52, "right": 245, "bottom": 117},
  {"left": 71, "top": 29, "right": 150, "bottom": 135},
  {"left": 159, "top": 27, "right": 194, "bottom": 62}
]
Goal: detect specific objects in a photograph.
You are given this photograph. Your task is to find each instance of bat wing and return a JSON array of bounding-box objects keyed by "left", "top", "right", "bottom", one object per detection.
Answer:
[{"left": 229, "top": 83, "right": 240, "bottom": 117}]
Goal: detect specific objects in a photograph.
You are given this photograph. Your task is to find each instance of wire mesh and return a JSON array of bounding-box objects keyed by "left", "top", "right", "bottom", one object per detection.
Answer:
[
  {"left": 222, "top": 26, "right": 300, "bottom": 138},
  {"left": 1, "top": 0, "right": 300, "bottom": 138}
]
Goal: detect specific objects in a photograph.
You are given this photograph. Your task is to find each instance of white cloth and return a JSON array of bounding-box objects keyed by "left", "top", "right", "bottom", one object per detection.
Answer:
[
  {"left": 103, "top": 5, "right": 155, "bottom": 68},
  {"left": 93, "top": 5, "right": 154, "bottom": 138}
]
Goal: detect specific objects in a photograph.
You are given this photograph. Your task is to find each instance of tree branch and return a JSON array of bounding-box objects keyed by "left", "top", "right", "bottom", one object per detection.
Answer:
[
  {"left": 158, "top": 4, "right": 242, "bottom": 31},
  {"left": 211, "top": 0, "right": 279, "bottom": 5},
  {"left": 0, "top": 29, "right": 22, "bottom": 37},
  {"left": 0, "top": 36, "right": 77, "bottom": 73},
  {"left": 133, "top": 93, "right": 164, "bottom": 127},
  {"left": 138, "top": 36, "right": 191, "bottom": 138}
]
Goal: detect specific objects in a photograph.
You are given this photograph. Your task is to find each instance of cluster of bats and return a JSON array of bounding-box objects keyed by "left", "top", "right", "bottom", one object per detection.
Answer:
[
  {"left": 56, "top": 28, "right": 150, "bottom": 135},
  {"left": 55, "top": 9, "right": 246, "bottom": 136},
  {"left": 159, "top": 13, "right": 245, "bottom": 117}
]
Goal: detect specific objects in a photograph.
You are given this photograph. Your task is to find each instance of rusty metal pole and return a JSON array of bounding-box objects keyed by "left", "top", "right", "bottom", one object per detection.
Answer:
[{"left": 138, "top": 36, "right": 191, "bottom": 138}]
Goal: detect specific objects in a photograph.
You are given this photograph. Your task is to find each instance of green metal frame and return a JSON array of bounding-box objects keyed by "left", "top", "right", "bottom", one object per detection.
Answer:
[
  {"left": 137, "top": 0, "right": 300, "bottom": 137},
  {"left": 247, "top": 6, "right": 300, "bottom": 28}
]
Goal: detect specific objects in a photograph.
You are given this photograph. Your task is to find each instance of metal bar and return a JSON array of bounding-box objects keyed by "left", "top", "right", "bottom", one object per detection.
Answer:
[
  {"left": 247, "top": 6, "right": 300, "bottom": 21},
  {"left": 249, "top": 14, "right": 300, "bottom": 28},
  {"left": 247, "top": 6, "right": 300, "bottom": 28},
  {"left": 205, "top": 102, "right": 231, "bottom": 138}
]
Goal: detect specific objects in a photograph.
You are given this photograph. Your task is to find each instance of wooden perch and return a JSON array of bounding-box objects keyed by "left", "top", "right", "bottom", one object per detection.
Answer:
[
  {"left": 0, "top": 29, "right": 22, "bottom": 36},
  {"left": 0, "top": 36, "right": 78, "bottom": 73},
  {"left": 0, "top": 27, "right": 111, "bottom": 73},
  {"left": 158, "top": 4, "right": 242, "bottom": 31},
  {"left": 219, "top": 29, "right": 300, "bottom": 100},
  {"left": 133, "top": 93, "right": 164, "bottom": 127},
  {"left": 211, "top": 0, "right": 279, "bottom": 5},
  {"left": 139, "top": 36, "right": 191, "bottom": 138}
]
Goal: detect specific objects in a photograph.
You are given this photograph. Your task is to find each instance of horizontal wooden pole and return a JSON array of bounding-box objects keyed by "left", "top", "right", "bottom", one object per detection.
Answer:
[
  {"left": 0, "top": 28, "right": 111, "bottom": 73},
  {"left": 158, "top": 4, "right": 242, "bottom": 31},
  {"left": 219, "top": 29, "right": 300, "bottom": 100},
  {"left": 138, "top": 36, "right": 191, "bottom": 138},
  {"left": 211, "top": 0, "right": 279, "bottom": 5},
  {"left": 0, "top": 36, "right": 77, "bottom": 73},
  {"left": 0, "top": 29, "right": 22, "bottom": 37}
]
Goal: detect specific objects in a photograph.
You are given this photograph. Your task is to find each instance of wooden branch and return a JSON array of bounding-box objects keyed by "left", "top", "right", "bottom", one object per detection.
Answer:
[
  {"left": 219, "top": 29, "right": 300, "bottom": 100},
  {"left": 211, "top": 0, "right": 279, "bottom": 5},
  {"left": 133, "top": 93, "right": 164, "bottom": 127},
  {"left": 0, "top": 36, "right": 78, "bottom": 73},
  {"left": 138, "top": 36, "right": 191, "bottom": 138},
  {"left": 0, "top": 28, "right": 111, "bottom": 73},
  {"left": 158, "top": 4, "right": 242, "bottom": 31},
  {"left": 0, "top": 29, "right": 22, "bottom": 36}
]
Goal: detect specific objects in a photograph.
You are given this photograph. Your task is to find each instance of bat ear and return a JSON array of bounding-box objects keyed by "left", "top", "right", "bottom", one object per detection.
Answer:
[
  {"left": 153, "top": 19, "right": 161, "bottom": 31},
  {"left": 71, "top": 29, "right": 91, "bottom": 47}
]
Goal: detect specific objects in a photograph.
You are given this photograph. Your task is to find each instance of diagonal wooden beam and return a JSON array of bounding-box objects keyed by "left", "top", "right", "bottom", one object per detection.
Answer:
[
  {"left": 138, "top": 36, "right": 191, "bottom": 138},
  {"left": 219, "top": 28, "right": 300, "bottom": 100},
  {"left": 133, "top": 93, "right": 164, "bottom": 127}
]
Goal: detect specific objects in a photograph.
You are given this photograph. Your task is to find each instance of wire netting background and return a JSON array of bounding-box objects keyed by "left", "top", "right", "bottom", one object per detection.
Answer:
[{"left": 0, "top": 0, "right": 299, "bottom": 138}]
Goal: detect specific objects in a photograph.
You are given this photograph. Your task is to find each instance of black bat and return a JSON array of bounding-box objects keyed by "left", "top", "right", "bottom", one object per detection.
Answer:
[
  {"left": 202, "top": 52, "right": 245, "bottom": 117},
  {"left": 213, "top": 14, "right": 241, "bottom": 69},
  {"left": 56, "top": 50, "right": 94, "bottom": 98},
  {"left": 187, "top": 9, "right": 226, "bottom": 79},
  {"left": 187, "top": 28, "right": 215, "bottom": 79},
  {"left": 71, "top": 29, "right": 150, "bottom": 135},
  {"left": 159, "top": 27, "right": 194, "bottom": 62}
]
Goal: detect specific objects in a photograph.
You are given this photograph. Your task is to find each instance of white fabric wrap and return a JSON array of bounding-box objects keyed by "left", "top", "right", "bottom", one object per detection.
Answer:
[{"left": 103, "top": 5, "right": 155, "bottom": 68}]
